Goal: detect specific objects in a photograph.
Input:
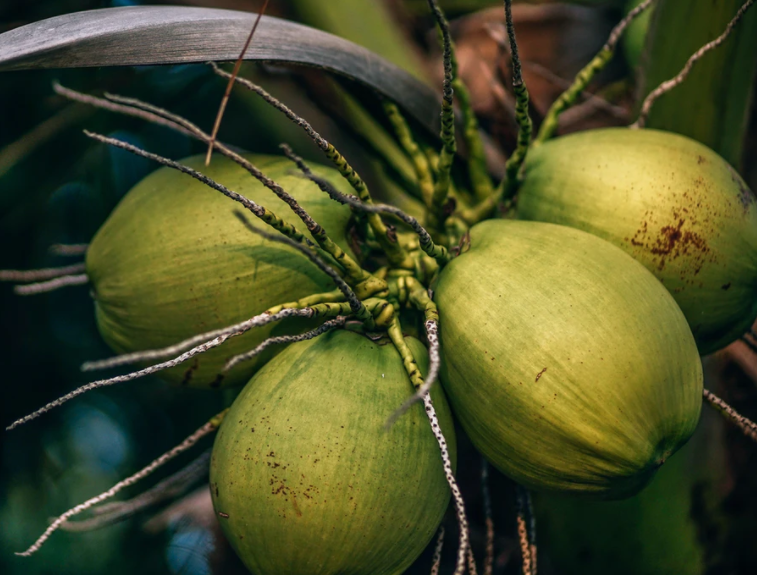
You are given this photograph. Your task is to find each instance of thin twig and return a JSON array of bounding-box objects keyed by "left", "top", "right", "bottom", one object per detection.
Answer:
[
  {"left": 49, "top": 243, "right": 89, "bottom": 256},
  {"left": 482, "top": 459, "right": 495, "bottom": 575},
  {"left": 60, "top": 450, "right": 211, "bottom": 532},
  {"left": 6, "top": 309, "right": 311, "bottom": 431},
  {"left": 222, "top": 316, "right": 346, "bottom": 372},
  {"left": 633, "top": 0, "right": 755, "bottom": 128},
  {"left": 0, "top": 263, "right": 86, "bottom": 282},
  {"left": 15, "top": 416, "right": 223, "bottom": 556},
  {"left": 703, "top": 388, "right": 757, "bottom": 443},
  {"left": 14, "top": 274, "right": 89, "bottom": 295},
  {"left": 205, "top": 0, "right": 270, "bottom": 165}
]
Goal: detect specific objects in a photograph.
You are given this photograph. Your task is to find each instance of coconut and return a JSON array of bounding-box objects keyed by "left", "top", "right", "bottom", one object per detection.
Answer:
[
  {"left": 209, "top": 329, "right": 455, "bottom": 575},
  {"left": 86, "top": 154, "right": 355, "bottom": 388},
  {"left": 435, "top": 219, "right": 702, "bottom": 498},
  {"left": 516, "top": 128, "right": 757, "bottom": 354}
]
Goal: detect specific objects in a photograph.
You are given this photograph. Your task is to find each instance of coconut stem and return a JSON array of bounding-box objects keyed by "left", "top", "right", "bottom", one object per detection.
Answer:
[
  {"left": 383, "top": 101, "right": 436, "bottom": 210},
  {"left": 15, "top": 412, "right": 225, "bottom": 557},
  {"left": 482, "top": 460, "right": 495, "bottom": 575},
  {"left": 632, "top": 0, "right": 756, "bottom": 129},
  {"left": 208, "top": 63, "right": 411, "bottom": 269},
  {"left": 516, "top": 484, "right": 536, "bottom": 575},
  {"left": 60, "top": 450, "right": 211, "bottom": 533},
  {"left": 424, "top": 392, "right": 472, "bottom": 575},
  {"left": 494, "top": 0, "right": 533, "bottom": 203},
  {"left": 426, "top": 0, "right": 457, "bottom": 232},
  {"left": 430, "top": 527, "right": 445, "bottom": 575},
  {"left": 6, "top": 308, "right": 312, "bottom": 431},
  {"left": 536, "top": 0, "right": 655, "bottom": 144},
  {"left": 703, "top": 388, "right": 757, "bottom": 443},
  {"left": 49, "top": 243, "right": 88, "bottom": 256},
  {"left": 221, "top": 316, "right": 346, "bottom": 373},
  {"left": 14, "top": 273, "right": 89, "bottom": 296},
  {"left": 0, "top": 263, "right": 85, "bottom": 282},
  {"left": 283, "top": 145, "right": 452, "bottom": 267}
]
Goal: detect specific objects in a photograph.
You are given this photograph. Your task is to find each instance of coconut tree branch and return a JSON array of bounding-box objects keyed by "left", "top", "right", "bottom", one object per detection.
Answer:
[
  {"left": 537, "top": 0, "right": 655, "bottom": 143},
  {"left": 282, "top": 145, "right": 451, "bottom": 266},
  {"left": 703, "top": 388, "right": 757, "bottom": 442},
  {"left": 430, "top": 527, "right": 445, "bottom": 575},
  {"left": 633, "top": 0, "right": 756, "bottom": 129},
  {"left": 15, "top": 412, "right": 226, "bottom": 557},
  {"left": 14, "top": 274, "right": 89, "bottom": 295},
  {"left": 495, "top": 0, "right": 533, "bottom": 202}
]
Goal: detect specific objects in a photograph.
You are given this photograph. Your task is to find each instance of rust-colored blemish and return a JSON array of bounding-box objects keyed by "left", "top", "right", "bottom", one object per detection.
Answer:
[
  {"left": 218, "top": 512, "right": 229, "bottom": 519},
  {"left": 535, "top": 367, "right": 547, "bottom": 382}
]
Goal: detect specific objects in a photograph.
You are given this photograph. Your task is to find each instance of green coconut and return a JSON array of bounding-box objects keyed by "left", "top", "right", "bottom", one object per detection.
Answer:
[
  {"left": 517, "top": 128, "right": 757, "bottom": 355},
  {"left": 86, "top": 154, "right": 355, "bottom": 389},
  {"left": 435, "top": 219, "right": 702, "bottom": 498},
  {"left": 209, "top": 329, "right": 455, "bottom": 575}
]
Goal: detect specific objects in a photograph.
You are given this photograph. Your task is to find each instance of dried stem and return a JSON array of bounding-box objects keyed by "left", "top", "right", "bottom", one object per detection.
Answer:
[
  {"left": 703, "top": 388, "right": 757, "bottom": 442},
  {"left": 537, "top": 0, "right": 655, "bottom": 142},
  {"left": 0, "top": 263, "right": 85, "bottom": 282},
  {"left": 633, "top": 0, "right": 755, "bottom": 128},
  {"left": 516, "top": 485, "right": 534, "bottom": 575},
  {"left": 282, "top": 145, "right": 451, "bottom": 266},
  {"left": 6, "top": 309, "right": 311, "bottom": 431},
  {"left": 49, "top": 243, "right": 89, "bottom": 256},
  {"left": 497, "top": 0, "right": 533, "bottom": 200},
  {"left": 61, "top": 450, "right": 211, "bottom": 532},
  {"left": 424, "top": 393, "right": 471, "bottom": 575},
  {"left": 205, "top": 0, "right": 270, "bottom": 165},
  {"left": 15, "top": 413, "right": 225, "bottom": 556},
  {"left": 430, "top": 527, "right": 445, "bottom": 575},
  {"left": 222, "top": 316, "right": 346, "bottom": 372},
  {"left": 482, "top": 459, "right": 495, "bottom": 575},
  {"left": 14, "top": 274, "right": 89, "bottom": 295}
]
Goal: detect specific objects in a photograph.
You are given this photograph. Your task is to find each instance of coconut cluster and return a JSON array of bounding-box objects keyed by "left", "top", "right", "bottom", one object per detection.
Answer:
[{"left": 5, "top": 0, "right": 757, "bottom": 573}]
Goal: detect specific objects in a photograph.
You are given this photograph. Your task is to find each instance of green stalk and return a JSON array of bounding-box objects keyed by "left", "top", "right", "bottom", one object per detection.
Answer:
[{"left": 637, "top": 0, "right": 757, "bottom": 168}]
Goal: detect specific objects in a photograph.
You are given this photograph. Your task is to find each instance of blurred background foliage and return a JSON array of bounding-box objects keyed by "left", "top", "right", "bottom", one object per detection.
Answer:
[{"left": 1, "top": 1, "right": 756, "bottom": 574}]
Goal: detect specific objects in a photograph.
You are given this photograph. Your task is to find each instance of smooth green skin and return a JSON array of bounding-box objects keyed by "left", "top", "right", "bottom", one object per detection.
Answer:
[
  {"left": 436, "top": 219, "right": 703, "bottom": 498},
  {"left": 518, "top": 128, "right": 757, "bottom": 355},
  {"left": 209, "top": 330, "right": 456, "bottom": 575},
  {"left": 86, "top": 154, "right": 354, "bottom": 389}
]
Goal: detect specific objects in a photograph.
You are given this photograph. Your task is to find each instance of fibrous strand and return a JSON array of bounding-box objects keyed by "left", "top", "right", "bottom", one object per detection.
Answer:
[
  {"left": 7, "top": 308, "right": 312, "bottom": 431},
  {"left": 0, "top": 263, "right": 85, "bottom": 282},
  {"left": 15, "top": 417, "right": 221, "bottom": 556},
  {"left": 703, "top": 388, "right": 757, "bottom": 442},
  {"left": 14, "top": 274, "right": 89, "bottom": 295}
]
